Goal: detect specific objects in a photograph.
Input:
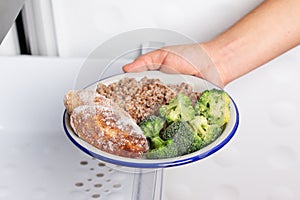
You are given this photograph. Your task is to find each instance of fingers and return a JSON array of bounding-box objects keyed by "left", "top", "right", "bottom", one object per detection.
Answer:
[
  {"left": 122, "top": 59, "right": 150, "bottom": 72},
  {"left": 122, "top": 49, "right": 168, "bottom": 72},
  {"left": 122, "top": 44, "right": 226, "bottom": 88}
]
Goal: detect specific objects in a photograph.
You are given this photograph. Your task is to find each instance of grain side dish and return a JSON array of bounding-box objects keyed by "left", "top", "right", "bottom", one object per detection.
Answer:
[
  {"left": 64, "top": 76, "right": 231, "bottom": 159},
  {"left": 96, "top": 77, "right": 201, "bottom": 123}
]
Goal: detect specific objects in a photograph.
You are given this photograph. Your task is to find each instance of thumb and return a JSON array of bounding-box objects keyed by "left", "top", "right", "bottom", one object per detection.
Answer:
[{"left": 122, "top": 59, "right": 149, "bottom": 72}]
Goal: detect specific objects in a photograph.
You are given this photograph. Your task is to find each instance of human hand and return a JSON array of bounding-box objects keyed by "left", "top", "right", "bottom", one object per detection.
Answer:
[{"left": 122, "top": 44, "right": 225, "bottom": 88}]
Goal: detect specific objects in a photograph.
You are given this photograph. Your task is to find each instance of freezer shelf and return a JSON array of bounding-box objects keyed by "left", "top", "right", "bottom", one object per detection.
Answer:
[
  {"left": 0, "top": 56, "right": 164, "bottom": 200},
  {"left": 0, "top": 131, "right": 135, "bottom": 200},
  {"left": 1, "top": 54, "right": 300, "bottom": 200}
]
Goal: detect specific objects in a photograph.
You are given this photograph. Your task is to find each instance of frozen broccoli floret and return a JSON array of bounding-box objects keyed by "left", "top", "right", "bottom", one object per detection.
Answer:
[
  {"left": 146, "top": 121, "right": 194, "bottom": 159},
  {"left": 202, "top": 124, "right": 222, "bottom": 146},
  {"left": 143, "top": 89, "right": 231, "bottom": 159},
  {"left": 189, "top": 115, "right": 209, "bottom": 136},
  {"left": 160, "top": 122, "right": 177, "bottom": 140},
  {"left": 194, "top": 89, "right": 230, "bottom": 127},
  {"left": 139, "top": 115, "right": 165, "bottom": 138},
  {"left": 189, "top": 115, "right": 223, "bottom": 148},
  {"left": 145, "top": 140, "right": 178, "bottom": 159},
  {"left": 163, "top": 121, "right": 194, "bottom": 155},
  {"left": 159, "top": 93, "right": 195, "bottom": 123},
  {"left": 186, "top": 134, "right": 203, "bottom": 154},
  {"left": 139, "top": 115, "right": 166, "bottom": 149}
]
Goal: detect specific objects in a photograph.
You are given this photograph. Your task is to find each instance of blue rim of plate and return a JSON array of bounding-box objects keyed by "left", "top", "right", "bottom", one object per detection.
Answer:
[{"left": 62, "top": 73, "right": 239, "bottom": 168}]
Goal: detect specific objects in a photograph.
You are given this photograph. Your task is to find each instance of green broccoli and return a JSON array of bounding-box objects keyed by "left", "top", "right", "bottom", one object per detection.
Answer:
[
  {"left": 186, "top": 134, "right": 203, "bottom": 154},
  {"left": 141, "top": 89, "right": 231, "bottom": 159},
  {"left": 146, "top": 121, "right": 195, "bottom": 159},
  {"left": 189, "top": 115, "right": 223, "bottom": 148},
  {"left": 194, "top": 89, "right": 230, "bottom": 127},
  {"left": 163, "top": 121, "right": 195, "bottom": 155},
  {"left": 201, "top": 124, "right": 222, "bottom": 146},
  {"left": 139, "top": 115, "right": 166, "bottom": 149},
  {"left": 145, "top": 140, "right": 178, "bottom": 159},
  {"left": 159, "top": 93, "right": 195, "bottom": 123}
]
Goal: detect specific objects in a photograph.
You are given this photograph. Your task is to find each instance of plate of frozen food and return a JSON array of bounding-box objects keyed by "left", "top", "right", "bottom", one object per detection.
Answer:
[{"left": 63, "top": 71, "right": 239, "bottom": 168}]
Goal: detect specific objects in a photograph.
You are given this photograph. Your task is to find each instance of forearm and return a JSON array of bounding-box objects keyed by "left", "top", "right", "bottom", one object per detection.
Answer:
[{"left": 202, "top": 0, "right": 300, "bottom": 85}]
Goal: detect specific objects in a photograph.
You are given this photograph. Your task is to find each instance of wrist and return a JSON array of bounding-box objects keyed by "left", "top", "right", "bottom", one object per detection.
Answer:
[{"left": 200, "top": 41, "right": 233, "bottom": 87}]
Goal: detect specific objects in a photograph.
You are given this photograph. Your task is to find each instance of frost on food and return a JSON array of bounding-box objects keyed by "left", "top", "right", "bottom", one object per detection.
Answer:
[
  {"left": 65, "top": 89, "right": 149, "bottom": 158},
  {"left": 64, "top": 76, "right": 229, "bottom": 160},
  {"left": 96, "top": 77, "right": 201, "bottom": 123}
]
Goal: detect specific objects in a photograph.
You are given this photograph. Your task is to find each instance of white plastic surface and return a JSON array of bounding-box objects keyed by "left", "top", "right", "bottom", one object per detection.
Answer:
[
  {"left": 1, "top": 48, "right": 300, "bottom": 199},
  {"left": 0, "top": 56, "right": 140, "bottom": 200},
  {"left": 0, "top": 133, "right": 136, "bottom": 200},
  {"left": 163, "top": 46, "right": 300, "bottom": 200}
]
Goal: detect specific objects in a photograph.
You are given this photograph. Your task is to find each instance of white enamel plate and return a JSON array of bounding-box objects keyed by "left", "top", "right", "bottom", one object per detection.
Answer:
[{"left": 63, "top": 71, "right": 239, "bottom": 168}]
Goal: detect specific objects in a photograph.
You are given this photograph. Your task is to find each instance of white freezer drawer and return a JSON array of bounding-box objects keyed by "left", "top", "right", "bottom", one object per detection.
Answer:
[
  {"left": 163, "top": 46, "right": 300, "bottom": 200},
  {"left": 1, "top": 52, "right": 300, "bottom": 200},
  {"left": 0, "top": 56, "right": 144, "bottom": 200}
]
